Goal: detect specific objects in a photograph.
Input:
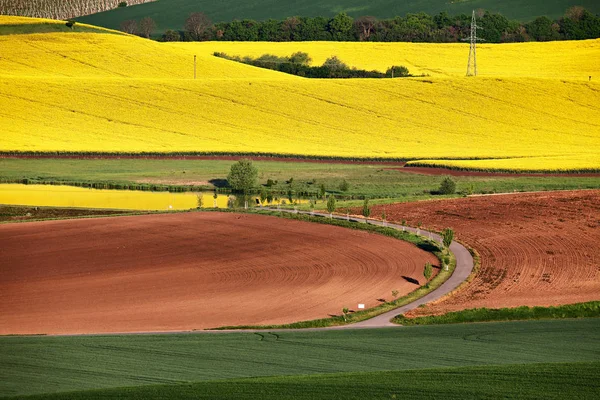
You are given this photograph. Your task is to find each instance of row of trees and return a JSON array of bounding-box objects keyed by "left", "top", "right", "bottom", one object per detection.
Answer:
[
  {"left": 0, "top": 0, "right": 152, "bottom": 20},
  {"left": 215, "top": 52, "right": 411, "bottom": 79},
  {"left": 150, "top": 7, "right": 600, "bottom": 43}
]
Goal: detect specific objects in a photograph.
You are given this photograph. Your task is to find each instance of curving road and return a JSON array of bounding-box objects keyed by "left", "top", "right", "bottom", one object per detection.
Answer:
[{"left": 245, "top": 208, "right": 474, "bottom": 330}]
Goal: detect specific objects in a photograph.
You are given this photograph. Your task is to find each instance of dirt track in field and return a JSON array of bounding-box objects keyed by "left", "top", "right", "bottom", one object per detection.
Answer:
[
  {"left": 0, "top": 212, "right": 437, "bottom": 335},
  {"left": 364, "top": 190, "right": 600, "bottom": 316}
]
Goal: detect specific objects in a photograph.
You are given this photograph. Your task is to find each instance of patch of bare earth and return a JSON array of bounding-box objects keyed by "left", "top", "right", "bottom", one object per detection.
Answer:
[
  {"left": 362, "top": 190, "right": 600, "bottom": 317},
  {"left": 0, "top": 212, "right": 436, "bottom": 334}
]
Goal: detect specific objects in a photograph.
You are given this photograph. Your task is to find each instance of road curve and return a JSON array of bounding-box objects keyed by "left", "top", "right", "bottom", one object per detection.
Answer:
[
  {"left": 48, "top": 209, "right": 474, "bottom": 337},
  {"left": 264, "top": 209, "right": 474, "bottom": 329}
]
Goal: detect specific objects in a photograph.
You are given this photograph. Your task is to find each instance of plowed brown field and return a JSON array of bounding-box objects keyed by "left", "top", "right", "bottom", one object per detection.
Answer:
[
  {"left": 0, "top": 212, "right": 437, "bottom": 335},
  {"left": 365, "top": 190, "right": 600, "bottom": 317}
]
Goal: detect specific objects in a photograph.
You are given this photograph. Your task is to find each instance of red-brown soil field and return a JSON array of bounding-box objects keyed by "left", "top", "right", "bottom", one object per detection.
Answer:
[
  {"left": 363, "top": 190, "right": 600, "bottom": 317},
  {"left": 0, "top": 212, "right": 437, "bottom": 335}
]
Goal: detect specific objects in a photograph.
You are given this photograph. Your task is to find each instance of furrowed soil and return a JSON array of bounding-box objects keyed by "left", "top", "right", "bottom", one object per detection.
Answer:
[
  {"left": 361, "top": 190, "right": 600, "bottom": 316},
  {"left": 0, "top": 212, "right": 437, "bottom": 335}
]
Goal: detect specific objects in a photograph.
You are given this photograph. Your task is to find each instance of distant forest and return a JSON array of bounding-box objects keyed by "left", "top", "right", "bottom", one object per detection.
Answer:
[{"left": 147, "top": 7, "right": 600, "bottom": 43}]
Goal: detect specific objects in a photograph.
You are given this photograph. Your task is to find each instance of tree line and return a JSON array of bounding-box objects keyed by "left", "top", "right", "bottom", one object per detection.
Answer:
[
  {"left": 214, "top": 52, "right": 411, "bottom": 79},
  {"left": 124, "top": 6, "right": 600, "bottom": 43}
]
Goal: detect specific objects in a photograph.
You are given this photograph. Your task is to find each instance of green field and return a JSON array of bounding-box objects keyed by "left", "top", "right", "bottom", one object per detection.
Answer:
[
  {"left": 1, "top": 319, "right": 599, "bottom": 398},
  {"left": 2, "top": 158, "right": 600, "bottom": 206},
  {"left": 77, "top": 0, "right": 600, "bottom": 33},
  {"left": 8, "top": 362, "right": 600, "bottom": 400}
]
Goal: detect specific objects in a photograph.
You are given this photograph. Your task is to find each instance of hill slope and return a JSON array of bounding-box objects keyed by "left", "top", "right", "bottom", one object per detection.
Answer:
[
  {"left": 77, "top": 0, "right": 600, "bottom": 33},
  {"left": 1, "top": 17, "right": 599, "bottom": 172}
]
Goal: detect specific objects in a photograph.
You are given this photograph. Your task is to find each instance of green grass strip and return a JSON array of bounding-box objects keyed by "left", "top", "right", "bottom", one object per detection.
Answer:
[
  {"left": 209, "top": 209, "right": 455, "bottom": 329},
  {"left": 394, "top": 301, "right": 600, "bottom": 326},
  {"left": 8, "top": 361, "right": 600, "bottom": 400}
]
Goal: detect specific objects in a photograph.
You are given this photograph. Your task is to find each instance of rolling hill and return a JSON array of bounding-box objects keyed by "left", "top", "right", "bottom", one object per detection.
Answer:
[
  {"left": 76, "top": 0, "right": 600, "bottom": 34},
  {"left": 1, "top": 16, "right": 599, "bottom": 172}
]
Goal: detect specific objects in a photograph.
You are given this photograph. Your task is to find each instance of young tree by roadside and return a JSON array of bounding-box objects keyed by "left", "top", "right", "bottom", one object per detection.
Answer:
[
  {"left": 442, "top": 228, "right": 454, "bottom": 251},
  {"left": 342, "top": 307, "right": 349, "bottom": 322},
  {"left": 326, "top": 195, "right": 336, "bottom": 218},
  {"left": 443, "top": 254, "right": 451, "bottom": 271},
  {"left": 120, "top": 19, "right": 138, "bottom": 34},
  {"left": 362, "top": 198, "right": 371, "bottom": 221},
  {"left": 185, "top": 12, "right": 213, "bottom": 41},
  {"left": 213, "top": 188, "right": 218, "bottom": 207},
  {"left": 423, "top": 262, "right": 433, "bottom": 288},
  {"left": 196, "top": 194, "right": 204, "bottom": 209},
  {"left": 227, "top": 159, "right": 258, "bottom": 209},
  {"left": 139, "top": 17, "right": 156, "bottom": 38},
  {"left": 381, "top": 210, "right": 387, "bottom": 226}
]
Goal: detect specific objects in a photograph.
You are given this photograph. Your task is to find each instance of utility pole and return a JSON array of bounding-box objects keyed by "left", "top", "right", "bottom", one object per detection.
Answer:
[
  {"left": 194, "top": 55, "right": 197, "bottom": 79},
  {"left": 462, "top": 10, "right": 484, "bottom": 76}
]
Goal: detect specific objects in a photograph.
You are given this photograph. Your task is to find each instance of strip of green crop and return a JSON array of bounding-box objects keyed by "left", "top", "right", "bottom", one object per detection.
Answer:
[
  {"left": 209, "top": 209, "right": 456, "bottom": 330},
  {"left": 394, "top": 301, "right": 600, "bottom": 326},
  {"left": 8, "top": 361, "right": 599, "bottom": 400}
]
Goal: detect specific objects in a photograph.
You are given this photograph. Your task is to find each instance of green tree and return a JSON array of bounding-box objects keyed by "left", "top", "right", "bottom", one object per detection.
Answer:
[
  {"left": 196, "top": 194, "right": 204, "bottom": 209},
  {"left": 423, "top": 262, "right": 433, "bottom": 287},
  {"left": 386, "top": 65, "right": 410, "bottom": 78},
  {"left": 326, "top": 195, "right": 336, "bottom": 218},
  {"left": 526, "top": 16, "right": 559, "bottom": 41},
  {"left": 362, "top": 198, "right": 371, "bottom": 220},
  {"left": 319, "top": 183, "right": 326, "bottom": 198},
  {"left": 439, "top": 176, "right": 456, "bottom": 194},
  {"left": 339, "top": 179, "right": 350, "bottom": 192},
  {"left": 227, "top": 159, "right": 258, "bottom": 208},
  {"left": 259, "top": 187, "right": 267, "bottom": 205},
  {"left": 287, "top": 188, "right": 294, "bottom": 204},
  {"left": 443, "top": 254, "right": 451, "bottom": 271},
  {"left": 329, "top": 12, "right": 354, "bottom": 40},
  {"left": 342, "top": 307, "right": 349, "bottom": 322},
  {"left": 290, "top": 51, "right": 312, "bottom": 66},
  {"left": 442, "top": 228, "right": 454, "bottom": 251},
  {"left": 323, "top": 56, "right": 348, "bottom": 71},
  {"left": 213, "top": 189, "right": 218, "bottom": 207},
  {"left": 162, "top": 29, "right": 181, "bottom": 42}
]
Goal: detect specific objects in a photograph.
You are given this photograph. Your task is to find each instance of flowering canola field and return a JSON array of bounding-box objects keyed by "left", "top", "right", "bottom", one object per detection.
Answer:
[{"left": 1, "top": 17, "right": 600, "bottom": 172}]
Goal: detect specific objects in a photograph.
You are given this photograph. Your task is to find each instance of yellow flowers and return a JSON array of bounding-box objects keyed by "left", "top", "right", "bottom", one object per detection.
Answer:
[
  {"left": 1, "top": 16, "right": 599, "bottom": 172},
  {"left": 176, "top": 39, "right": 600, "bottom": 81}
]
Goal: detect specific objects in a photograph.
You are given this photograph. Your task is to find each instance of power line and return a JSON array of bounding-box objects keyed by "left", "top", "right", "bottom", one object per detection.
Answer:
[{"left": 462, "top": 10, "right": 485, "bottom": 76}]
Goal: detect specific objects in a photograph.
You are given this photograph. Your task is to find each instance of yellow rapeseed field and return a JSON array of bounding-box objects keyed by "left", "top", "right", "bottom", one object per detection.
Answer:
[
  {"left": 1, "top": 16, "right": 599, "bottom": 172},
  {"left": 178, "top": 40, "right": 600, "bottom": 81}
]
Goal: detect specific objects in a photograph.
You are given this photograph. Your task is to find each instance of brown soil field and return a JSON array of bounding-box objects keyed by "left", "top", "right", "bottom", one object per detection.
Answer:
[
  {"left": 362, "top": 190, "right": 600, "bottom": 317},
  {"left": 0, "top": 212, "right": 436, "bottom": 335}
]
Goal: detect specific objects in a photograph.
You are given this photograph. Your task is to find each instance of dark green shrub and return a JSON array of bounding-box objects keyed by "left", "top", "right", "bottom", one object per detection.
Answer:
[{"left": 439, "top": 177, "right": 456, "bottom": 194}]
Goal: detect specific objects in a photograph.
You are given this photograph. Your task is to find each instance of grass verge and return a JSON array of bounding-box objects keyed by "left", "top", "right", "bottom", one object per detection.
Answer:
[
  {"left": 209, "top": 209, "right": 455, "bottom": 330},
  {"left": 394, "top": 301, "right": 600, "bottom": 326}
]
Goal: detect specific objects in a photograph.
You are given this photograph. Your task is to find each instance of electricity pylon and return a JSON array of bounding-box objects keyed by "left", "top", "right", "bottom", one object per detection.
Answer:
[{"left": 462, "top": 10, "right": 484, "bottom": 76}]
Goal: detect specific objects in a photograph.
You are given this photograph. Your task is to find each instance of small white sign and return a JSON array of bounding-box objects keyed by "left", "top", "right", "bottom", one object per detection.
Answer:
[{"left": 358, "top": 304, "right": 365, "bottom": 309}]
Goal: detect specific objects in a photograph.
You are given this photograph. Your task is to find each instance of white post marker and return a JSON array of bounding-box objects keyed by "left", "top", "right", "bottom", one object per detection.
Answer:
[{"left": 358, "top": 304, "right": 365, "bottom": 309}]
